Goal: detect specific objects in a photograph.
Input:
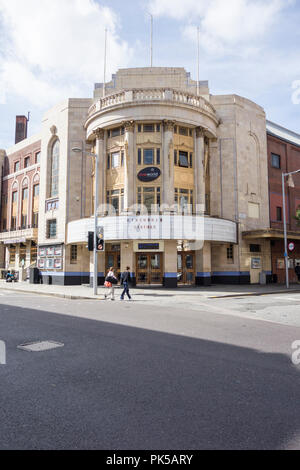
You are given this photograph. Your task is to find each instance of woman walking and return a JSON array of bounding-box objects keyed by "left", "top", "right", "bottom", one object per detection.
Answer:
[{"left": 104, "top": 267, "right": 118, "bottom": 301}]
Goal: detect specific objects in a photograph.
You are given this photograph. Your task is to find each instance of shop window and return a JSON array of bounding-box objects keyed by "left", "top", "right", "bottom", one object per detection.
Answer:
[
  {"left": 276, "top": 206, "right": 282, "bottom": 221},
  {"left": 144, "top": 149, "right": 154, "bottom": 165},
  {"left": 9, "top": 246, "right": 16, "bottom": 264},
  {"left": 46, "top": 219, "right": 57, "bottom": 239},
  {"left": 70, "top": 245, "right": 78, "bottom": 264},
  {"left": 271, "top": 153, "right": 281, "bottom": 169},
  {"left": 31, "top": 241, "right": 37, "bottom": 263},
  {"left": 24, "top": 157, "right": 30, "bottom": 168},
  {"left": 19, "top": 244, "right": 26, "bottom": 267}
]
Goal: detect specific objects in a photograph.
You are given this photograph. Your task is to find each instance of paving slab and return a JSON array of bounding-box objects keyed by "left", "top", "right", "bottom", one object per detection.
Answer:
[{"left": 0, "top": 280, "right": 299, "bottom": 301}]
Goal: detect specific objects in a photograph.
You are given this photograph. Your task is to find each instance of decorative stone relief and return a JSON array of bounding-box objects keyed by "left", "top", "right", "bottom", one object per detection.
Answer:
[
  {"left": 163, "top": 120, "right": 175, "bottom": 132},
  {"left": 196, "top": 127, "right": 205, "bottom": 138},
  {"left": 123, "top": 121, "right": 135, "bottom": 133},
  {"left": 95, "top": 128, "right": 105, "bottom": 140}
]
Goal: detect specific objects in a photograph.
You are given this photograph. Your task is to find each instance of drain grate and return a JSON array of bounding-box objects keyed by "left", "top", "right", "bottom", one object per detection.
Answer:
[{"left": 18, "top": 341, "right": 64, "bottom": 352}]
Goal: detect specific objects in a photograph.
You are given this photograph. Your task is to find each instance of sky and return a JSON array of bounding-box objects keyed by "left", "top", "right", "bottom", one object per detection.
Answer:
[{"left": 0, "top": 0, "right": 299, "bottom": 148}]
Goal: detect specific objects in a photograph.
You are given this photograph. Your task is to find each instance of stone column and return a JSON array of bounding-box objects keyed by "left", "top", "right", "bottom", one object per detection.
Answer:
[
  {"left": 95, "top": 128, "right": 105, "bottom": 215},
  {"left": 163, "top": 240, "right": 178, "bottom": 288},
  {"left": 121, "top": 241, "right": 136, "bottom": 286},
  {"left": 124, "top": 121, "right": 135, "bottom": 212},
  {"left": 195, "top": 127, "right": 206, "bottom": 215},
  {"left": 195, "top": 242, "right": 212, "bottom": 286},
  {"left": 162, "top": 120, "right": 175, "bottom": 210}
]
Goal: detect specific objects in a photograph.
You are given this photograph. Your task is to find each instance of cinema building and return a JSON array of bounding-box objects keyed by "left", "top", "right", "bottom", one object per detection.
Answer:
[{"left": 0, "top": 67, "right": 272, "bottom": 287}]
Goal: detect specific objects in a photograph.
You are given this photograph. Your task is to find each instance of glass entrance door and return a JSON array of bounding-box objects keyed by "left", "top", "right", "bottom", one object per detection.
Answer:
[
  {"left": 106, "top": 252, "right": 121, "bottom": 280},
  {"left": 177, "top": 252, "right": 195, "bottom": 285},
  {"left": 136, "top": 253, "right": 163, "bottom": 285}
]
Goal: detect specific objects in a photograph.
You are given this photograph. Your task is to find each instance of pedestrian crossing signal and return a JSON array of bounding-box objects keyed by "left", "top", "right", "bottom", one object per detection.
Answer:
[{"left": 97, "top": 227, "right": 105, "bottom": 252}]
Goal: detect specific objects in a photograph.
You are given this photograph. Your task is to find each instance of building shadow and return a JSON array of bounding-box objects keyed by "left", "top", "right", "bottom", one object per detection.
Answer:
[{"left": 0, "top": 303, "right": 299, "bottom": 450}]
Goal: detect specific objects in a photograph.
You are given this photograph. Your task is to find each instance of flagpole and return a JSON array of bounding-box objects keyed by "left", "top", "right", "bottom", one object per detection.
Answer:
[
  {"left": 197, "top": 26, "right": 200, "bottom": 96},
  {"left": 103, "top": 28, "right": 108, "bottom": 98},
  {"left": 150, "top": 14, "right": 153, "bottom": 67}
]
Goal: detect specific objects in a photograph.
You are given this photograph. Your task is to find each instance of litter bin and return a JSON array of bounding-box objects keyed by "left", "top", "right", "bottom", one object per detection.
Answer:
[{"left": 259, "top": 271, "right": 267, "bottom": 285}]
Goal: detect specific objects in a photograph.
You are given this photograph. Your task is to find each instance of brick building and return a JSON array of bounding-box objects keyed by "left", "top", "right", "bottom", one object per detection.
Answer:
[
  {"left": 0, "top": 133, "right": 41, "bottom": 278},
  {"left": 267, "top": 121, "right": 300, "bottom": 284}
]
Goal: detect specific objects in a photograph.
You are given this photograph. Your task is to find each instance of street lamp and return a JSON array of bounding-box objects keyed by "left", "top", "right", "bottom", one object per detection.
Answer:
[
  {"left": 72, "top": 147, "right": 99, "bottom": 295},
  {"left": 282, "top": 168, "right": 300, "bottom": 289}
]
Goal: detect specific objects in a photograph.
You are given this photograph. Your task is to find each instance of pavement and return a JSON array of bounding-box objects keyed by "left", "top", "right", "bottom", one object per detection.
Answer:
[
  {"left": 1, "top": 290, "right": 300, "bottom": 449},
  {"left": 0, "top": 279, "right": 299, "bottom": 301}
]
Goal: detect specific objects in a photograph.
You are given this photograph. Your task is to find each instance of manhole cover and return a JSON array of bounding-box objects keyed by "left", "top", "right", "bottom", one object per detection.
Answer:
[{"left": 17, "top": 341, "right": 64, "bottom": 352}]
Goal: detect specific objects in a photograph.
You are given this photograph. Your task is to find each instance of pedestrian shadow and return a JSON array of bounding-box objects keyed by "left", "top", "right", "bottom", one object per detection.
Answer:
[{"left": 0, "top": 302, "right": 299, "bottom": 450}]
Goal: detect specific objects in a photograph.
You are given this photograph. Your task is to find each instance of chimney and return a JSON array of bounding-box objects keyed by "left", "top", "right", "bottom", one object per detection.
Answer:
[{"left": 15, "top": 115, "right": 28, "bottom": 144}]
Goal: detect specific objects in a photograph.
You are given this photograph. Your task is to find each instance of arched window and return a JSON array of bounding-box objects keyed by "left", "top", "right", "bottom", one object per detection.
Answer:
[{"left": 50, "top": 140, "right": 59, "bottom": 197}]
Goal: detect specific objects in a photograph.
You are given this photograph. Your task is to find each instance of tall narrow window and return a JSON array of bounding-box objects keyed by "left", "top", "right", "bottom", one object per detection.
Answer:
[{"left": 50, "top": 140, "right": 59, "bottom": 197}]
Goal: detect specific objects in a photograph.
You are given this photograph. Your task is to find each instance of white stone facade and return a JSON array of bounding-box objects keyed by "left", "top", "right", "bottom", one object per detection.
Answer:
[{"left": 0, "top": 67, "right": 271, "bottom": 286}]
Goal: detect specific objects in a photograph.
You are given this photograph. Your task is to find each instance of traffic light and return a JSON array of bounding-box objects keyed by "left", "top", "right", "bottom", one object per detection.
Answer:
[
  {"left": 96, "top": 227, "right": 105, "bottom": 252},
  {"left": 88, "top": 232, "right": 94, "bottom": 252}
]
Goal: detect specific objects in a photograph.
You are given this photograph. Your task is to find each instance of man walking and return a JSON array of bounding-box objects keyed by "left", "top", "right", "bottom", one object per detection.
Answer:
[{"left": 120, "top": 267, "right": 132, "bottom": 301}]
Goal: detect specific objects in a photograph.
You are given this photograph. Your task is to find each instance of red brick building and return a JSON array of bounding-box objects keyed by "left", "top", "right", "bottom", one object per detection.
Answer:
[
  {"left": 267, "top": 121, "right": 300, "bottom": 284},
  {"left": 0, "top": 134, "right": 41, "bottom": 276}
]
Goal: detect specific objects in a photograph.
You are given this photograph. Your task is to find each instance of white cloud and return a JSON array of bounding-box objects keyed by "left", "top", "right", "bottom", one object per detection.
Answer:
[
  {"left": 0, "top": 0, "right": 132, "bottom": 107},
  {"left": 149, "top": 0, "right": 292, "bottom": 55}
]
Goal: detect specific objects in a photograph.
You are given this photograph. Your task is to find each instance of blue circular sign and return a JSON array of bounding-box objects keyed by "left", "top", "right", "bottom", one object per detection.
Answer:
[{"left": 137, "top": 167, "right": 161, "bottom": 182}]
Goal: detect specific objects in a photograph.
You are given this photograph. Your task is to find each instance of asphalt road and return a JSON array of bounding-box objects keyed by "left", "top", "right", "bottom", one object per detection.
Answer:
[{"left": 0, "top": 290, "right": 300, "bottom": 450}]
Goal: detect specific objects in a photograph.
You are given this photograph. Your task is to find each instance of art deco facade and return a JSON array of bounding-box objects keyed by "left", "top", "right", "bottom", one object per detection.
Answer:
[{"left": 0, "top": 67, "right": 272, "bottom": 287}]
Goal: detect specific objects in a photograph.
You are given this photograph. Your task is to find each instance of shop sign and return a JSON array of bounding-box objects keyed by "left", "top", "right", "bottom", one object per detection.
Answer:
[
  {"left": 288, "top": 242, "right": 295, "bottom": 252},
  {"left": 137, "top": 167, "right": 161, "bottom": 182}
]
